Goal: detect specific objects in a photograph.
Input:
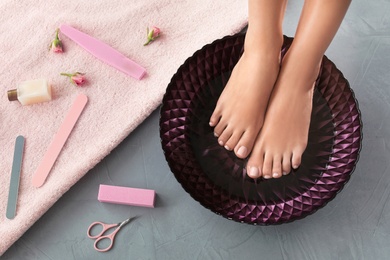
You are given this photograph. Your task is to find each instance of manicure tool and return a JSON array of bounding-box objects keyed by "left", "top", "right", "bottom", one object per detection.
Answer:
[
  {"left": 32, "top": 94, "right": 88, "bottom": 187},
  {"left": 59, "top": 24, "right": 146, "bottom": 80},
  {"left": 98, "top": 184, "right": 155, "bottom": 208},
  {"left": 6, "top": 135, "right": 25, "bottom": 219},
  {"left": 87, "top": 216, "right": 135, "bottom": 252}
]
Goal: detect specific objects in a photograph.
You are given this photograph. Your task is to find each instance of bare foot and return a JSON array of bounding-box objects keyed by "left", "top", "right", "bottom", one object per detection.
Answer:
[
  {"left": 246, "top": 50, "right": 321, "bottom": 179},
  {"left": 209, "top": 43, "right": 281, "bottom": 159}
]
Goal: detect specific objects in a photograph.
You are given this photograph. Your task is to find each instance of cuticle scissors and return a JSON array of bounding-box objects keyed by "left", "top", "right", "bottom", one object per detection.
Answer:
[{"left": 87, "top": 216, "right": 135, "bottom": 252}]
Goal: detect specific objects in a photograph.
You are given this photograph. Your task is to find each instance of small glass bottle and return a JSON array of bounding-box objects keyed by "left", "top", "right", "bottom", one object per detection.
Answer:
[{"left": 7, "top": 79, "right": 52, "bottom": 105}]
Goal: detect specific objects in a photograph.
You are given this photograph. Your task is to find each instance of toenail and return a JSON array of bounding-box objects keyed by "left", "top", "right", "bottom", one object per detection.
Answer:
[
  {"left": 273, "top": 172, "right": 279, "bottom": 178},
  {"left": 209, "top": 121, "right": 213, "bottom": 126},
  {"left": 292, "top": 165, "right": 299, "bottom": 169},
  {"left": 248, "top": 167, "right": 259, "bottom": 178},
  {"left": 218, "top": 140, "right": 224, "bottom": 146},
  {"left": 224, "top": 145, "right": 231, "bottom": 151},
  {"left": 263, "top": 175, "right": 271, "bottom": 179},
  {"left": 283, "top": 172, "right": 287, "bottom": 176},
  {"left": 236, "top": 146, "right": 248, "bottom": 158},
  {"left": 214, "top": 132, "right": 219, "bottom": 137}
]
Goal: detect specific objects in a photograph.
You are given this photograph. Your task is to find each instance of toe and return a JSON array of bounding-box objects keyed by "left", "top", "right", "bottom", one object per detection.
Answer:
[
  {"left": 236, "top": 146, "right": 248, "bottom": 159},
  {"left": 218, "top": 126, "right": 233, "bottom": 148},
  {"left": 291, "top": 145, "right": 306, "bottom": 169},
  {"left": 282, "top": 153, "right": 292, "bottom": 175},
  {"left": 291, "top": 148, "right": 304, "bottom": 169},
  {"left": 213, "top": 119, "right": 227, "bottom": 138},
  {"left": 247, "top": 166, "right": 261, "bottom": 179},
  {"left": 271, "top": 155, "right": 283, "bottom": 178},
  {"left": 224, "top": 131, "right": 243, "bottom": 152},
  {"left": 209, "top": 107, "right": 222, "bottom": 127},
  {"left": 262, "top": 153, "right": 273, "bottom": 179},
  {"left": 246, "top": 149, "right": 264, "bottom": 179},
  {"left": 234, "top": 129, "right": 258, "bottom": 159}
]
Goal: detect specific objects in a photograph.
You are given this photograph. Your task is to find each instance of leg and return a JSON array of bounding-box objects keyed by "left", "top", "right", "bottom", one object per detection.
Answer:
[
  {"left": 209, "top": 0, "right": 287, "bottom": 159},
  {"left": 247, "top": 0, "right": 351, "bottom": 179}
]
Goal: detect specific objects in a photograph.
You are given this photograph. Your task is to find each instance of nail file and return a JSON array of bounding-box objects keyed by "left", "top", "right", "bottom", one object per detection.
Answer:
[
  {"left": 59, "top": 24, "right": 146, "bottom": 80},
  {"left": 6, "top": 136, "right": 25, "bottom": 219},
  {"left": 32, "top": 94, "right": 88, "bottom": 188},
  {"left": 98, "top": 184, "right": 155, "bottom": 208}
]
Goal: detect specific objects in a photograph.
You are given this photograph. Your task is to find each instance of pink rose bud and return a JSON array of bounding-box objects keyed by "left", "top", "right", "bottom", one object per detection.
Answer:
[
  {"left": 51, "top": 42, "right": 63, "bottom": 53},
  {"left": 150, "top": 26, "right": 161, "bottom": 37},
  {"left": 71, "top": 73, "right": 86, "bottom": 86},
  {"left": 144, "top": 26, "right": 161, "bottom": 46},
  {"left": 61, "top": 72, "right": 86, "bottom": 87},
  {"left": 50, "top": 29, "right": 63, "bottom": 53}
]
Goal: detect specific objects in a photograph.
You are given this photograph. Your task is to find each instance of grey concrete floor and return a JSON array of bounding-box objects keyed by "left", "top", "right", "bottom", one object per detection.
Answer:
[{"left": 4, "top": 0, "right": 390, "bottom": 259}]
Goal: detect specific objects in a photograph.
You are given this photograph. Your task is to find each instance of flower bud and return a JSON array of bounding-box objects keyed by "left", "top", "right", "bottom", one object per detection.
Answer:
[
  {"left": 61, "top": 72, "right": 86, "bottom": 87},
  {"left": 50, "top": 29, "right": 63, "bottom": 53},
  {"left": 144, "top": 26, "right": 161, "bottom": 46}
]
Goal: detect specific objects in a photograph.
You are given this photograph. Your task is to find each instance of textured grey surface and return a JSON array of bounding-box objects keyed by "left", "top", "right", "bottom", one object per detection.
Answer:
[{"left": 4, "top": 0, "right": 390, "bottom": 259}]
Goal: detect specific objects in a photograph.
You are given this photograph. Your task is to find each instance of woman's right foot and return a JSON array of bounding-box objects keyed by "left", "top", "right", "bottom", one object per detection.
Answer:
[{"left": 209, "top": 38, "right": 282, "bottom": 159}]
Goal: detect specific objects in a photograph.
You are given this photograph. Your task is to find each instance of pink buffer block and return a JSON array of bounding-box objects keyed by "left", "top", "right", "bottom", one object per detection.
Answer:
[{"left": 98, "top": 184, "right": 155, "bottom": 208}]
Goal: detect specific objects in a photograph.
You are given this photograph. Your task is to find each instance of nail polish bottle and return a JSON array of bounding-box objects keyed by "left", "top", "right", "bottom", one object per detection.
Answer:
[{"left": 7, "top": 79, "right": 52, "bottom": 105}]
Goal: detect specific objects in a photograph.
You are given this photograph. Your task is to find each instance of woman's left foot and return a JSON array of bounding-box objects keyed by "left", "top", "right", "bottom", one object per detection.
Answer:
[{"left": 246, "top": 50, "right": 321, "bottom": 179}]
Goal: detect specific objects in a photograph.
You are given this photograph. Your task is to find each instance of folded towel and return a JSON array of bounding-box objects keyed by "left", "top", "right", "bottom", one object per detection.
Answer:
[{"left": 0, "top": 0, "right": 247, "bottom": 255}]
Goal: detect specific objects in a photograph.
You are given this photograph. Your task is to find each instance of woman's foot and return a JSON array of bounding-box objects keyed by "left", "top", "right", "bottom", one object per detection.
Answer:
[
  {"left": 209, "top": 40, "right": 282, "bottom": 159},
  {"left": 246, "top": 50, "right": 322, "bottom": 179}
]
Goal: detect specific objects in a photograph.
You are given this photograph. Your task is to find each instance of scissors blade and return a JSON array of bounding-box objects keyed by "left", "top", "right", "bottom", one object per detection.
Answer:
[{"left": 118, "top": 216, "right": 136, "bottom": 229}]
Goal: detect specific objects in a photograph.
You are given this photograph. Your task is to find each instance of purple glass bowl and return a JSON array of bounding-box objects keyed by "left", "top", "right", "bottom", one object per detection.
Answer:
[{"left": 160, "top": 34, "right": 362, "bottom": 225}]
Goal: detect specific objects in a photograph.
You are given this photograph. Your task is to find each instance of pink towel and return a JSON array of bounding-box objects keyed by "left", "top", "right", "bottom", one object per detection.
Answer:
[{"left": 0, "top": 0, "right": 247, "bottom": 255}]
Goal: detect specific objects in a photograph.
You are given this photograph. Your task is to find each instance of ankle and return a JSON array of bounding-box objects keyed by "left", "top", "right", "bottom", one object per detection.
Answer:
[
  {"left": 284, "top": 45, "right": 322, "bottom": 72},
  {"left": 242, "top": 42, "right": 282, "bottom": 67},
  {"left": 284, "top": 51, "right": 321, "bottom": 75},
  {"left": 244, "top": 29, "right": 283, "bottom": 57}
]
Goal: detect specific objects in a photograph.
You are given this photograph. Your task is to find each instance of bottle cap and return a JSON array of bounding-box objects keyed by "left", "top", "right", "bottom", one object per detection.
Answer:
[{"left": 7, "top": 89, "right": 18, "bottom": 101}]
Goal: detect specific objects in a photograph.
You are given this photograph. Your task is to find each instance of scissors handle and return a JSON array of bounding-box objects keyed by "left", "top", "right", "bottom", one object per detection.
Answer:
[
  {"left": 93, "top": 230, "right": 119, "bottom": 252},
  {"left": 87, "top": 217, "right": 134, "bottom": 252},
  {"left": 87, "top": 221, "right": 118, "bottom": 239}
]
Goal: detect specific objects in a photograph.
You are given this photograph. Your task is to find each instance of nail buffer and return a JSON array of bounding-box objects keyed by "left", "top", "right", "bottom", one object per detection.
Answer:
[
  {"left": 98, "top": 184, "right": 155, "bottom": 208},
  {"left": 59, "top": 24, "right": 146, "bottom": 80},
  {"left": 6, "top": 135, "right": 25, "bottom": 219},
  {"left": 32, "top": 94, "right": 88, "bottom": 188}
]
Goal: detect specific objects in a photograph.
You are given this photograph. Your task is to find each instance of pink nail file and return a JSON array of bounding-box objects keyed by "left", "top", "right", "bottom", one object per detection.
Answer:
[
  {"left": 32, "top": 94, "right": 88, "bottom": 188},
  {"left": 98, "top": 184, "right": 155, "bottom": 208},
  {"left": 59, "top": 24, "right": 146, "bottom": 80}
]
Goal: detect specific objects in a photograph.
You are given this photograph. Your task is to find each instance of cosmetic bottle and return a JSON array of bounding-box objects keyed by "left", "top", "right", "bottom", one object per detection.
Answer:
[{"left": 7, "top": 79, "right": 52, "bottom": 105}]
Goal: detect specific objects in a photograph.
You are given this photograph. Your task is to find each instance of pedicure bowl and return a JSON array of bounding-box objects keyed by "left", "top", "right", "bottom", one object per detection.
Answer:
[{"left": 160, "top": 33, "right": 362, "bottom": 225}]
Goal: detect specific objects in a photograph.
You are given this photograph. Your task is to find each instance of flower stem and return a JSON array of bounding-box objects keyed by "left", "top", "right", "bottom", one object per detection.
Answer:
[
  {"left": 143, "top": 39, "right": 152, "bottom": 46},
  {"left": 55, "top": 29, "right": 60, "bottom": 40}
]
